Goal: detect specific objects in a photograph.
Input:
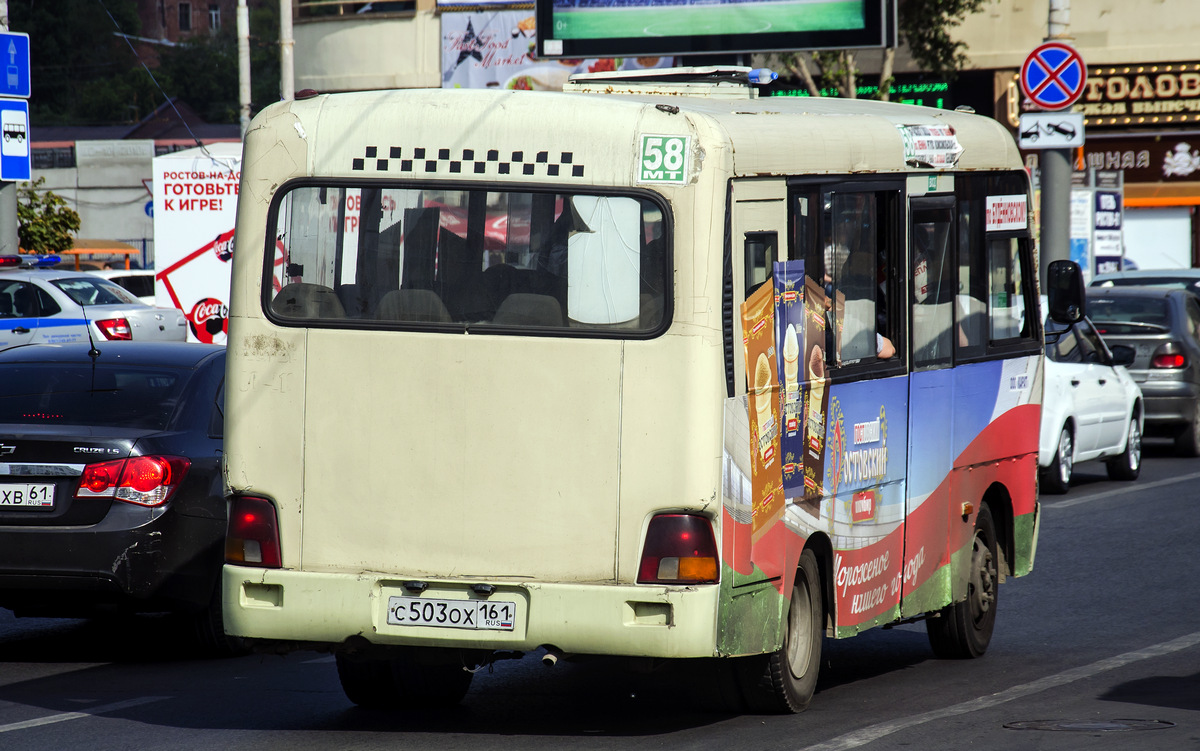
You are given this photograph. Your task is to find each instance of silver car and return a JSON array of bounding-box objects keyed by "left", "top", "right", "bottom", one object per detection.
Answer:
[{"left": 0, "top": 255, "right": 187, "bottom": 350}]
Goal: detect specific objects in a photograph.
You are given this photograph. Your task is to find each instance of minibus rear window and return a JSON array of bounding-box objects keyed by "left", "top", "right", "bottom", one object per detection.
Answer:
[{"left": 265, "top": 185, "right": 669, "bottom": 335}]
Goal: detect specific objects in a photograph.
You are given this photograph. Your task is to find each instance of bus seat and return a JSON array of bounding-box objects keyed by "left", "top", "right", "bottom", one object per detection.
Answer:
[
  {"left": 271, "top": 283, "right": 346, "bottom": 319},
  {"left": 493, "top": 293, "right": 565, "bottom": 327},
  {"left": 375, "top": 289, "right": 452, "bottom": 323},
  {"left": 336, "top": 283, "right": 368, "bottom": 318}
]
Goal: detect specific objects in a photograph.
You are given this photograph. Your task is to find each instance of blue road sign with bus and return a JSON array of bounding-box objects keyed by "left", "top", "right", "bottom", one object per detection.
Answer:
[
  {"left": 0, "top": 31, "right": 30, "bottom": 100},
  {"left": 0, "top": 98, "right": 30, "bottom": 181}
]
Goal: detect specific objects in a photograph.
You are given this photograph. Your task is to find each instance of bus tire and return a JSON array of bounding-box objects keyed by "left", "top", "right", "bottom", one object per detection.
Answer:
[
  {"left": 1105, "top": 414, "right": 1141, "bottom": 481},
  {"left": 739, "top": 549, "right": 823, "bottom": 713},
  {"left": 926, "top": 504, "right": 998, "bottom": 659},
  {"left": 1041, "top": 427, "right": 1073, "bottom": 495},
  {"left": 336, "top": 649, "right": 473, "bottom": 709},
  {"left": 336, "top": 653, "right": 402, "bottom": 709}
]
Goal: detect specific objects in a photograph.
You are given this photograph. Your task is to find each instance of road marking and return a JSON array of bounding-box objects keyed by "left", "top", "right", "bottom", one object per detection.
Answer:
[
  {"left": 799, "top": 631, "right": 1200, "bottom": 751},
  {"left": 0, "top": 696, "right": 167, "bottom": 734},
  {"left": 1044, "top": 469, "right": 1200, "bottom": 509}
]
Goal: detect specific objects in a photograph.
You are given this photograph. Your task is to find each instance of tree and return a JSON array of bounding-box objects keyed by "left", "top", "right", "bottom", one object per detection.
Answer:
[
  {"left": 17, "top": 178, "right": 81, "bottom": 254},
  {"left": 768, "top": 0, "right": 987, "bottom": 100},
  {"left": 10, "top": 0, "right": 163, "bottom": 126},
  {"left": 10, "top": 0, "right": 281, "bottom": 127}
]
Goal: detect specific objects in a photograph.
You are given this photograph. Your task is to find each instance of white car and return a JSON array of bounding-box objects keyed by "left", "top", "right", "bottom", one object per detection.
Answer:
[
  {"left": 88, "top": 268, "right": 158, "bottom": 306},
  {"left": 0, "top": 255, "right": 187, "bottom": 350},
  {"left": 1039, "top": 315, "right": 1144, "bottom": 494}
]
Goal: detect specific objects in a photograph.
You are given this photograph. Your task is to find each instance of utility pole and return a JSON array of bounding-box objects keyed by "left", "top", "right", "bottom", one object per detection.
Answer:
[
  {"left": 0, "top": 0, "right": 16, "bottom": 255},
  {"left": 1039, "top": 0, "right": 1073, "bottom": 285},
  {"left": 238, "top": 0, "right": 251, "bottom": 136}
]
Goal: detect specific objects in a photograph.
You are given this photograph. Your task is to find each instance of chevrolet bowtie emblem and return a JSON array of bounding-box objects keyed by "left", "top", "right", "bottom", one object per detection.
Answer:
[{"left": 0, "top": 444, "right": 14, "bottom": 456}]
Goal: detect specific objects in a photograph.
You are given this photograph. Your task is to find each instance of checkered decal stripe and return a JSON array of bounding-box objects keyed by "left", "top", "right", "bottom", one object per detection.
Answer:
[{"left": 351, "top": 147, "right": 585, "bottom": 178}]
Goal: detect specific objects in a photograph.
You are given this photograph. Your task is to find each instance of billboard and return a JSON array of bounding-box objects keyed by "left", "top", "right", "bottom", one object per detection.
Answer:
[
  {"left": 536, "top": 0, "right": 895, "bottom": 60},
  {"left": 152, "top": 142, "right": 241, "bottom": 344},
  {"left": 443, "top": 10, "right": 674, "bottom": 90}
]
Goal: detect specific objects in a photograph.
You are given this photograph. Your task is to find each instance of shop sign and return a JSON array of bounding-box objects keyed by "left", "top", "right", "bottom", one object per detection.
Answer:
[{"left": 1063, "top": 62, "right": 1200, "bottom": 128}]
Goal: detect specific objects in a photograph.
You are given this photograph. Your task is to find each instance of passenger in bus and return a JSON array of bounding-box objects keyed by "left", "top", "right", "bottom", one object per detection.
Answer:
[{"left": 877, "top": 332, "right": 895, "bottom": 359}]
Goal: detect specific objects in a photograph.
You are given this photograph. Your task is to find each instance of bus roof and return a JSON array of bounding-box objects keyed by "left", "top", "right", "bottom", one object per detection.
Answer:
[{"left": 258, "top": 85, "right": 1024, "bottom": 186}]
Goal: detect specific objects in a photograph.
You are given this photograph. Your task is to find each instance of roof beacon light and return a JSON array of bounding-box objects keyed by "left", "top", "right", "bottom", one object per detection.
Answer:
[
  {"left": 33, "top": 254, "right": 61, "bottom": 267},
  {"left": 749, "top": 68, "right": 778, "bottom": 85}
]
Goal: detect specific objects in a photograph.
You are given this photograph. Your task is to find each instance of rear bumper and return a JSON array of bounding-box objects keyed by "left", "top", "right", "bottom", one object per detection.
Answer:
[
  {"left": 223, "top": 566, "right": 721, "bottom": 659},
  {"left": 1139, "top": 382, "right": 1199, "bottom": 431},
  {"left": 0, "top": 504, "right": 224, "bottom": 614}
]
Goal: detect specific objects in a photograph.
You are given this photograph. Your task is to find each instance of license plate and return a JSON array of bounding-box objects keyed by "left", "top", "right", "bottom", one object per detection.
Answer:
[
  {"left": 0, "top": 483, "right": 54, "bottom": 508},
  {"left": 386, "top": 596, "right": 516, "bottom": 631}
]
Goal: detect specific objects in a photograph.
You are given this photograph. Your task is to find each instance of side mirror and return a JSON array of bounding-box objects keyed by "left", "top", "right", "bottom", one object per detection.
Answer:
[
  {"left": 1109, "top": 344, "right": 1136, "bottom": 367},
  {"left": 1046, "top": 260, "right": 1086, "bottom": 324}
]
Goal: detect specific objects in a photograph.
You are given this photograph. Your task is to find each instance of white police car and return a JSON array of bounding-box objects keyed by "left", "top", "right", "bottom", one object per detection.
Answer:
[{"left": 0, "top": 255, "right": 187, "bottom": 351}]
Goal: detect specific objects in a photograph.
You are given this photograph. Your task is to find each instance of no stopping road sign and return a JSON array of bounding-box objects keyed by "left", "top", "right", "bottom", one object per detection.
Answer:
[{"left": 1020, "top": 42, "right": 1087, "bottom": 111}]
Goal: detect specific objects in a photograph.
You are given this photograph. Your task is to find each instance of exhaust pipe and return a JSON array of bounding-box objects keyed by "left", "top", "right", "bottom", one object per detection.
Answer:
[{"left": 542, "top": 646, "right": 564, "bottom": 667}]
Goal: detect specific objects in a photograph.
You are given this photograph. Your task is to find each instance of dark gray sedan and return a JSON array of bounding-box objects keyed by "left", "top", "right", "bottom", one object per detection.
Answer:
[
  {"left": 0, "top": 341, "right": 241, "bottom": 655},
  {"left": 1087, "top": 287, "right": 1200, "bottom": 456}
]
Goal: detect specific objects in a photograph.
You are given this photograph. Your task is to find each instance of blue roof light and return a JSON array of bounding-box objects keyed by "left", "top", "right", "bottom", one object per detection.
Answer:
[{"left": 33, "top": 254, "right": 61, "bottom": 267}]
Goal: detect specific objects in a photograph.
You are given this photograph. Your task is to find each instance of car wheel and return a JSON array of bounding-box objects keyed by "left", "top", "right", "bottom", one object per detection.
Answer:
[
  {"left": 737, "top": 549, "right": 824, "bottom": 714},
  {"left": 193, "top": 581, "right": 252, "bottom": 658},
  {"left": 1106, "top": 414, "right": 1142, "bottom": 481},
  {"left": 927, "top": 504, "right": 999, "bottom": 659},
  {"left": 1174, "top": 410, "right": 1200, "bottom": 458},
  {"left": 1041, "top": 427, "right": 1073, "bottom": 495}
]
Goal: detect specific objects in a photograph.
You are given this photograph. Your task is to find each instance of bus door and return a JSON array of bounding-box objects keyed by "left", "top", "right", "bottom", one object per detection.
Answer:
[
  {"left": 903, "top": 193, "right": 959, "bottom": 612},
  {"left": 812, "top": 183, "right": 908, "bottom": 633}
]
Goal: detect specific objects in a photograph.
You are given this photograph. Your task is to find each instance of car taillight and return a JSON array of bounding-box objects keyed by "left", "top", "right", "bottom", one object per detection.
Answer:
[
  {"left": 637, "top": 514, "right": 719, "bottom": 584},
  {"left": 1151, "top": 342, "right": 1186, "bottom": 369},
  {"left": 226, "top": 496, "right": 282, "bottom": 568},
  {"left": 95, "top": 317, "right": 132, "bottom": 340},
  {"left": 75, "top": 455, "right": 191, "bottom": 507}
]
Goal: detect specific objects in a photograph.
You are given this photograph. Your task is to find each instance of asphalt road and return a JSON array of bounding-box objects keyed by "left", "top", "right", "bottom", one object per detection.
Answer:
[{"left": 1, "top": 437, "right": 1198, "bottom": 750}]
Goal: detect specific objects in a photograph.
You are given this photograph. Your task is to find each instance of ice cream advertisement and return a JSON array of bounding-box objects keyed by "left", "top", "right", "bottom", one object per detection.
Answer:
[
  {"left": 740, "top": 281, "right": 783, "bottom": 536},
  {"left": 773, "top": 260, "right": 806, "bottom": 497}
]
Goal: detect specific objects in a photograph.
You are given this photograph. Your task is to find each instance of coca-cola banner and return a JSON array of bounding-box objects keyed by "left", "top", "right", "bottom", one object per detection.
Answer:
[
  {"left": 441, "top": 10, "right": 674, "bottom": 90},
  {"left": 152, "top": 143, "right": 241, "bottom": 344}
]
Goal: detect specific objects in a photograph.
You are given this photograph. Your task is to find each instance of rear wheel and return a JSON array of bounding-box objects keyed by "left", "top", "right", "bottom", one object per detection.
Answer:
[
  {"left": 1174, "top": 410, "right": 1200, "bottom": 457},
  {"left": 927, "top": 504, "right": 998, "bottom": 659},
  {"left": 1106, "top": 414, "right": 1142, "bottom": 481},
  {"left": 336, "top": 648, "right": 474, "bottom": 709},
  {"left": 738, "top": 549, "right": 823, "bottom": 713},
  {"left": 1041, "top": 427, "right": 1073, "bottom": 495}
]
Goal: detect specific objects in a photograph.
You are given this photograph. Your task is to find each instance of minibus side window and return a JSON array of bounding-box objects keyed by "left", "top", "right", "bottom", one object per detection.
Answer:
[
  {"left": 956, "top": 202, "right": 988, "bottom": 358},
  {"left": 824, "top": 191, "right": 896, "bottom": 367},
  {"left": 987, "top": 237, "right": 1029, "bottom": 341},
  {"left": 744, "top": 232, "right": 777, "bottom": 297},
  {"left": 911, "top": 205, "right": 955, "bottom": 370}
]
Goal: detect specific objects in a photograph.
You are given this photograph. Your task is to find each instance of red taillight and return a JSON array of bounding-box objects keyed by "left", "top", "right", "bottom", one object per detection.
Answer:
[
  {"left": 75, "top": 455, "right": 190, "bottom": 506},
  {"left": 95, "top": 317, "right": 132, "bottom": 340},
  {"left": 226, "top": 496, "right": 282, "bottom": 568},
  {"left": 1151, "top": 342, "right": 1186, "bottom": 369},
  {"left": 638, "top": 514, "right": 719, "bottom": 584}
]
